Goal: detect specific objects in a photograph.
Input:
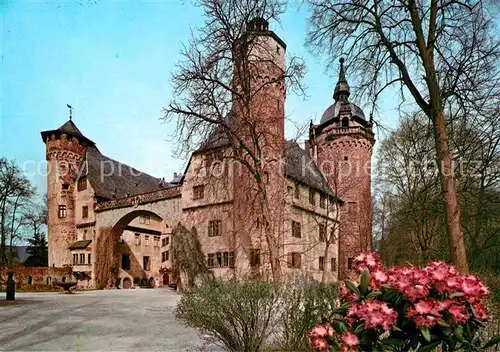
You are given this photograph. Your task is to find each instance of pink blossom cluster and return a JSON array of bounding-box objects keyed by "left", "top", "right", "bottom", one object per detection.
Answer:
[
  {"left": 309, "top": 325, "right": 360, "bottom": 352},
  {"left": 347, "top": 301, "right": 398, "bottom": 331}
]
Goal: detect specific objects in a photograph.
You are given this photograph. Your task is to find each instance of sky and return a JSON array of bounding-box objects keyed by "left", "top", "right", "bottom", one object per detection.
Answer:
[{"left": 1, "top": 0, "right": 400, "bottom": 199}]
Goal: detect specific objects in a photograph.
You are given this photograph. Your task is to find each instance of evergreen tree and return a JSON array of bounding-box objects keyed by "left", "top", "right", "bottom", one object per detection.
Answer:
[{"left": 25, "top": 231, "right": 48, "bottom": 267}]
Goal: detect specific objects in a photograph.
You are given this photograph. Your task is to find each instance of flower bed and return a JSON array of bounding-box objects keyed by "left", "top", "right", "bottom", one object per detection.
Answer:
[{"left": 310, "top": 253, "right": 500, "bottom": 351}]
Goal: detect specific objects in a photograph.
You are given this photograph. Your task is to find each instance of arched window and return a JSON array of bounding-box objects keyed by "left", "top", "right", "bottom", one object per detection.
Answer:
[{"left": 341, "top": 117, "right": 349, "bottom": 127}]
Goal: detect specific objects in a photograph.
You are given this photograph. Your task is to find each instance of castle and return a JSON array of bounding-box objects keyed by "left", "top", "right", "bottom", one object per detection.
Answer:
[{"left": 41, "top": 16, "right": 374, "bottom": 289}]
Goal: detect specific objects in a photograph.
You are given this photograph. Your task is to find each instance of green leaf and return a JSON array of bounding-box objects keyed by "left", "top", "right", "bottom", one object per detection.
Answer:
[
  {"left": 449, "top": 292, "right": 464, "bottom": 298},
  {"left": 381, "top": 338, "right": 406, "bottom": 346},
  {"left": 437, "top": 320, "right": 451, "bottom": 328},
  {"left": 421, "top": 327, "right": 431, "bottom": 342},
  {"left": 344, "top": 279, "right": 360, "bottom": 295},
  {"left": 453, "top": 326, "right": 464, "bottom": 342},
  {"left": 417, "top": 341, "right": 441, "bottom": 352},
  {"left": 354, "top": 323, "right": 365, "bottom": 334},
  {"left": 367, "top": 291, "right": 382, "bottom": 299},
  {"left": 359, "top": 268, "right": 370, "bottom": 295},
  {"left": 482, "top": 335, "right": 500, "bottom": 349}
]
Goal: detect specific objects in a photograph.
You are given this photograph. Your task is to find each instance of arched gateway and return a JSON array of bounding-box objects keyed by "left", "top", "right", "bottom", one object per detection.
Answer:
[{"left": 91, "top": 190, "right": 181, "bottom": 289}]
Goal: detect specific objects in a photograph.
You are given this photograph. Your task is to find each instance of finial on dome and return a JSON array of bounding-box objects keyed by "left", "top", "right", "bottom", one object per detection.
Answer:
[
  {"left": 67, "top": 104, "right": 73, "bottom": 120},
  {"left": 333, "top": 57, "right": 350, "bottom": 102}
]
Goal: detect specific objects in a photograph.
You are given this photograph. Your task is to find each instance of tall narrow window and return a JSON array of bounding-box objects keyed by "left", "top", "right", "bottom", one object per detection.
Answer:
[
  {"left": 82, "top": 206, "right": 88, "bottom": 219},
  {"left": 79, "top": 253, "right": 85, "bottom": 265},
  {"left": 77, "top": 178, "right": 87, "bottom": 191},
  {"left": 134, "top": 233, "right": 141, "bottom": 245},
  {"left": 73, "top": 254, "right": 78, "bottom": 265},
  {"left": 348, "top": 257, "right": 354, "bottom": 270},
  {"left": 193, "top": 185, "right": 205, "bottom": 200},
  {"left": 122, "top": 254, "right": 130, "bottom": 270},
  {"left": 145, "top": 235, "right": 150, "bottom": 246},
  {"left": 87, "top": 253, "right": 91, "bottom": 264},
  {"left": 250, "top": 249, "right": 261, "bottom": 267},
  {"left": 319, "top": 224, "right": 327, "bottom": 242},
  {"left": 208, "top": 220, "right": 222, "bottom": 237},
  {"left": 294, "top": 183, "right": 300, "bottom": 199},
  {"left": 143, "top": 256, "right": 151, "bottom": 271},
  {"left": 58, "top": 205, "right": 67, "bottom": 218},
  {"left": 331, "top": 258, "right": 337, "bottom": 272},
  {"left": 154, "top": 236, "right": 160, "bottom": 247},
  {"left": 207, "top": 253, "right": 215, "bottom": 268},
  {"left": 287, "top": 252, "right": 301, "bottom": 268},
  {"left": 292, "top": 221, "right": 301, "bottom": 238},
  {"left": 319, "top": 256, "right": 325, "bottom": 271},
  {"left": 309, "top": 188, "right": 316, "bottom": 205},
  {"left": 319, "top": 194, "right": 326, "bottom": 209}
]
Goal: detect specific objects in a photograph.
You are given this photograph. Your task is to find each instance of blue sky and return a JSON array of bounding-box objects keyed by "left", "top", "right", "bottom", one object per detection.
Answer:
[{"left": 2, "top": 0, "right": 399, "bottom": 198}]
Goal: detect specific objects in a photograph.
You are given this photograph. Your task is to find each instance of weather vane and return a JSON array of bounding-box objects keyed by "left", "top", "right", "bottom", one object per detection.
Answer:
[{"left": 67, "top": 104, "right": 73, "bottom": 120}]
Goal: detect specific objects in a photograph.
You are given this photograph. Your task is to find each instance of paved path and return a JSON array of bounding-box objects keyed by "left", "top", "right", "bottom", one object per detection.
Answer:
[{"left": 0, "top": 288, "right": 212, "bottom": 351}]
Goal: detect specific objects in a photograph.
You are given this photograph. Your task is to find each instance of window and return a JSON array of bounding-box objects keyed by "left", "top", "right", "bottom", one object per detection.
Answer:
[
  {"left": 73, "top": 254, "right": 78, "bottom": 265},
  {"left": 205, "top": 150, "right": 223, "bottom": 170},
  {"left": 207, "top": 251, "right": 234, "bottom": 268},
  {"left": 347, "top": 202, "right": 358, "bottom": 215},
  {"left": 77, "top": 178, "right": 87, "bottom": 191},
  {"left": 139, "top": 216, "right": 151, "bottom": 225},
  {"left": 193, "top": 185, "right": 205, "bottom": 200},
  {"left": 294, "top": 183, "right": 300, "bottom": 199},
  {"left": 58, "top": 205, "right": 67, "bottom": 218},
  {"left": 319, "top": 194, "right": 326, "bottom": 209},
  {"left": 162, "top": 251, "right": 169, "bottom": 262},
  {"left": 208, "top": 220, "right": 222, "bottom": 237},
  {"left": 145, "top": 235, "right": 150, "bottom": 246},
  {"left": 134, "top": 233, "right": 141, "bottom": 245},
  {"left": 344, "top": 156, "right": 349, "bottom": 161},
  {"left": 120, "top": 254, "right": 130, "bottom": 270},
  {"left": 62, "top": 184, "right": 70, "bottom": 191},
  {"left": 309, "top": 188, "right": 316, "bottom": 205},
  {"left": 250, "top": 249, "right": 260, "bottom": 266},
  {"left": 162, "top": 236, "right": 169, "bottom": 247},
  {"left": 154, "top": 236, "right": 160, "bottom": 247},
  {"left": 287, "top": 185, "right": 293, "bottom": 196},
  {"left": 287, "top": 252, "right": 301, "bottom": 268},
  {"left": 79, "top": 253, "right": 85, "bottom": 265},
  {"left": 143, "top": 256, "right": 151, "bottom": 271},
  {"left": 82, "top": 206, "right": 88, "bottom": 219},
  {"left": 342, "top": 117, "right": 349, "bottom": 127},
  {"left": 330, "top": 227, "right": 337, "bottom": 244},
  {"left": 207, "top": 253, "right": 215, "bottom": 268},
  {"left": 331, "top": 258, "right": 337, "bottom": 272},
  {"left": 292, "top": 221, "right": 301, "bottom": 238},
  {"left": 319, "top": 224, "right": 327, "bottom": 242},
  {"left": 319, "top": 256, "right": 325, "bottom": 271},
  {"left": 118, "top": 233, "right": 124, "bottom": 243},
  {"left": 348, "top": 257, "right": 354, "bottom": 270},
  {"left": 88, "top": 253, "right": 91, "bottom": 264}
]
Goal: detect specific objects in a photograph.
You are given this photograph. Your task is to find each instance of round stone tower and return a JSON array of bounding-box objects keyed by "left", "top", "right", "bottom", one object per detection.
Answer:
[
  {"left": 309, "top": 58, "right": 375, "bottom": 279},
  {"left": 41, "top": 117, "right": 94, "bottom": 267}
]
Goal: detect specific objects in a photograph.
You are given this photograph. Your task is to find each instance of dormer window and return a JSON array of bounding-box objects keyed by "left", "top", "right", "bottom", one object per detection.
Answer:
[
  {"left": 77, "top": 178, "right": 87, "bottom": 191},
  {"left": 342, "top": 117, "right": 349, "bottom": 127}
]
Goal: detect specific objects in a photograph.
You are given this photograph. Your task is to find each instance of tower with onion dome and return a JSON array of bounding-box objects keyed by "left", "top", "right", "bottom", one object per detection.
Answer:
[{"left": 308, "top": 58, "right": 375, "bottom": 279}]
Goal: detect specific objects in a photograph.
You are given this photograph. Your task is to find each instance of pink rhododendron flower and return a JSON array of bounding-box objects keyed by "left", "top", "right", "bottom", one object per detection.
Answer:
[
  {"left": 310, "top": 337, "right": 329, "bottom": 351},
  {"left": 347, "top": 301, "right": 398, "bottom": 331},
  {"left": 354, "top": 252, "right": 382, "bottom": 273},
  {"left": 448, "top": 303, "right": 471, "bottom": 324},
  {"left": 341, "top": 331, "right": 360, "bottom": 346},
  {"left": 472, "top": 301, "right": 488, "bottom": 321},
  {"left": 340, "top": 282, "right": 360, "bottom": 302}
]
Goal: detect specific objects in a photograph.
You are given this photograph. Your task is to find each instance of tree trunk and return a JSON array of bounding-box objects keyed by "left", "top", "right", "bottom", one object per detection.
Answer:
[{"left": 433, "top": 110, "right": 469, "bottom": 274}]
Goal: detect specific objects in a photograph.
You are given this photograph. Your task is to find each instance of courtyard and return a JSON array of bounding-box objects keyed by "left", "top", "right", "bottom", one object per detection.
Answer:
[{"left": 0, "top": 288, "right": 210, "bottom": 351}]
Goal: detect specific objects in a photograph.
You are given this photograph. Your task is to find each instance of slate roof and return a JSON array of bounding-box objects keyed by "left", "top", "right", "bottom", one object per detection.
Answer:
[
  {"left": 78, "top": 146, "right": 170, "bottom": 200},
  {"left": 41, "top": 119, "right": 95, "bottom": 146},
  {"left": 68, "top": 240, "right": 92, "bottom": 250},
  {"left": 191, "top": 128, "right": 338, "bottom": 198},
  {"left": 284, "top": 140, "right": 336, "bottom": 197}
]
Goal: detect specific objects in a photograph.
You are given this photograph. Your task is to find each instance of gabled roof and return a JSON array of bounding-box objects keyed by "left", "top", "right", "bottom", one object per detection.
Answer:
[
  {"left": 78, "top": 146, "right": 172, "bottom": 200},
  {"left": 69, "top": 240, "right": 92, "bottom": 250},
  {"left": 284, "top": 140, "right": 338, "bottom": 198},
  {"left": 188, "top": 128, "right": 340, "bottom": 199},
  {"left": 41, "top": 119, "right": 95, "bottom": 146}
]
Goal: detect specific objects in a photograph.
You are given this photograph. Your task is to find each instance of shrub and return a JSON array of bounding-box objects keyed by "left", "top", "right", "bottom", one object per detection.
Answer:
[
  {"left": 309, "top": 253, "right": 500, "bottom": 351},
  {"left": 275, "top": 278, "right": 339, "bottom": 351},
  {"left": 175, "top": 279, "right": 281, "bottom": 351}
]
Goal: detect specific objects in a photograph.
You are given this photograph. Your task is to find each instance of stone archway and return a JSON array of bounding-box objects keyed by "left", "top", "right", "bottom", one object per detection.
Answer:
[
  {"left": 93, "top": 209, "right": 169, "bottom": 289},
  {"left": 122, "top": 277, "right": 132, "bottom": 289}
]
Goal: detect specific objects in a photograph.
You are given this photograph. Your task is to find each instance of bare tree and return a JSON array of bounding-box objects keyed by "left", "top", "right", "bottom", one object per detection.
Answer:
[
  {"left": 0, "top": 158, "right": 36, "bottom": 266},
  {"left": 163, "top": 0, "right": 306, "bottom": 281},
  {"left": 307, "top": 0, "right": 500, "bottom": 273}
]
